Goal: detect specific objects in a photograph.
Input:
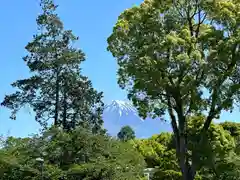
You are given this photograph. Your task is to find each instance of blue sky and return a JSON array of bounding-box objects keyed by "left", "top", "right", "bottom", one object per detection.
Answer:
[{"left": 0, "top": 0, "right": 239, "bottom": 137}]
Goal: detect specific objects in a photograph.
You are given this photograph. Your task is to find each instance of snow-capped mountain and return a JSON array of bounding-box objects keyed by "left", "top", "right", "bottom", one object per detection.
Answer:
[
  {"left": 103, "top": 100, "right": 172, "bottom": 138},
  {"left": 104, "top": 100, "right": 140, "bottom": 118}
]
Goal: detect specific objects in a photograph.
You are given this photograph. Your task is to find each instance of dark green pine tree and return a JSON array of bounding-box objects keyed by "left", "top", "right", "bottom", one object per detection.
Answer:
[
  {"left": 1, "top": 0, "right": 104, "bottom": 133},
  {"left": 117, "top": 126, "right": 136, "bottom": 142},
  {"left": 59, "top": 72, "right": 104, "bottom": 133}
]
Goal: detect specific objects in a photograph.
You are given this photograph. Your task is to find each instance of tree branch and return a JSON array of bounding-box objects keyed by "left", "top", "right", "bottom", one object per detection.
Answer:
[
  {"left": 203, "top": 43, "right": 238, "bottom": 131},
  {"left": 167, "top": 97, "right": 180, "bottom": 156}
]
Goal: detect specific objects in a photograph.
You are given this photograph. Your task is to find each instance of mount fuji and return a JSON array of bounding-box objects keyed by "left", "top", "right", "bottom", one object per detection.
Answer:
[{"left": 103, "top": 100, "right": 172, "bottom": 138}]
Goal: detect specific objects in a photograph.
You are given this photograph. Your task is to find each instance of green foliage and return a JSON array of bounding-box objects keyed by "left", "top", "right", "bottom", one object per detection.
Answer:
[
  {"left": 153, "top": 170, "right": 182, "bottom": 180},
  {"left": 187, "top": 116, "right": 235, "bottom": 168},
  {"left": 1, "top": 0, "right": 104, "bottom": 133},
  {"left": 107, "top": 0, "right": 240, "bottom": 179},
  {"left": 132, "top": 132, "right": 180, "bottom": 179},
  {"left": 133, "top": 116, "right": 240, "bottom": 180},
  {"left": 220, "top": 121, "right": 240, "bottom": 137},
  {"left": 1, "top": 0, "right": 240, "bottom": 180},
  {"left": 117, "top": 125, "right": 136, "bottom": 141},
  {"left": 2, "top": 118, "right": 240, "bottom": 180},
  {"left": 0, "top": 127, "right": 146, "bottom": 180}
]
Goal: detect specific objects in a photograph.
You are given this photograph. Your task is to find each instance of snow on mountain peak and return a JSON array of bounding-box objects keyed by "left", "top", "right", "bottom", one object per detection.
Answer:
[
  {"left": 104, "top": 100, "right": 140, "bottom": 118},
  {"left": 103, "top": 100, "right": 172, "bottom": 138}
]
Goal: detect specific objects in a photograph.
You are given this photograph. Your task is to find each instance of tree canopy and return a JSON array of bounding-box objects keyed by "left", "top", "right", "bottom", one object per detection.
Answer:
[
  {"left": 1, "top": 0, "right": 104, "bottom": 133},
  {"left": 107, "top": 0, "right": 240, "bottom": 179},
  {"left": 132, "top": 116, "right": 240, "bottom": 180},
  {"left": 117, "top": 125, "right": 136, "bottom": 141},
  {"left": 0, "top": 127, "right": 146, "bottom": 180},
  {"left": 1, "top": 0, "right": 240, "bottom": 180}
]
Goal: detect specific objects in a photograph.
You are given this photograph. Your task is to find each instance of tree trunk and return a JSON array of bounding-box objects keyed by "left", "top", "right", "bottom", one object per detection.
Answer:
[
  {"left": 179, "top": 134, "right": 196, "bottom": 180},
  {"left": 71, "top": 108, "right": 78, "bottom": 129},
  {"left": 177, "top": 114, "right": 196, "bottom": 180},
  {"left": 168, "top": 97, "right": 196, "bottom": 180},
  {"left": 62, "top": 80, "right": 68, "bottom": 130},
  {"left": 54, "top": 69, "right": 60, "bottom": 126}
]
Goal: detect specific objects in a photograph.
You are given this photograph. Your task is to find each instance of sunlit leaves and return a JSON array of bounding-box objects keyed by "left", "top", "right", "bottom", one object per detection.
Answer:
[
  {"left": 107, "top": 0, "right": 240, "bottom": 124},
  {"left": 0, "top": 128, "right": 146, "bottom": 180}
]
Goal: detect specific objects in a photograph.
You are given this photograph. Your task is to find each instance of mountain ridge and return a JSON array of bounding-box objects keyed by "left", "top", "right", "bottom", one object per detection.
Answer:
[{"left": 103, "top": 100, "right": 172, "bottom": 138}]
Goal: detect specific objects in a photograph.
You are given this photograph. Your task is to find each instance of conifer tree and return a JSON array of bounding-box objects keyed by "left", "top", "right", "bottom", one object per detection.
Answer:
[{"left": 1, "top": 0, "right": 104, "bottom": 133}]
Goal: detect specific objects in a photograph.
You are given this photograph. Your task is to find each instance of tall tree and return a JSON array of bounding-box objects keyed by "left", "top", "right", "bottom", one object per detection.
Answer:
[
  {"left": 117, "top": 125, "right": 136, "bottom": 141},
  {"left": 1, "top": 0, "right": 104, "bottom": 133},
  {"left": 107, "top": 0, "right": 240, "bottom": 179}
]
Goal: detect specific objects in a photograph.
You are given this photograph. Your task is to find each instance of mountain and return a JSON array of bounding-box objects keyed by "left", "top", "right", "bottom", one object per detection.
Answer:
[{"left": 103, "top": 100, "right": 172, "bottom": 138}]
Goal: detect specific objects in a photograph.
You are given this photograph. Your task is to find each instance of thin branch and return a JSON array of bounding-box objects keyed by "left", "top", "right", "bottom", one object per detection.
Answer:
[
  {"left": 185, "top": 69, "right": 205, "bottom": 116},
  {"left": 173, "top": 0, "right": 185, "bottom": 18},
  {"left": 203, "top": 43, "right": 238, "bottom": 131},
  {"left": 190, "top": 0, "right": 199, "bottom": 19}
]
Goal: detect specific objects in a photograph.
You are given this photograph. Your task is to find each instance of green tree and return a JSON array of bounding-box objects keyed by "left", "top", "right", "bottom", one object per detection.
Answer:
[
  {"left": 107, "top": 0, "right": 240, "bottom": 179},
  {"left": 131, "top": 133, "right": 181, "bottom": 180},
  {"left": 134, "top": 116, "right": 240, "bottom": 180},
  {"left": 117, "top": 125, "right": 136, "bottom": 141},
  {"left": 186, "top": 116, "right": 239, "bottom": 179},
  {"left": 0, "top": 137, "right": 45, "bottom": 180},
  {"left": 220, "top": 122, "right": 240, "bottom": 160},
  {"left": 1, "top": 0, "right": 104, "bottom": 133},
  {"left": 0, "top": 127, "right": 146, "bottom": 180},
  {"left": 220, "top": 122, "right": 240, "bottom": 137}
]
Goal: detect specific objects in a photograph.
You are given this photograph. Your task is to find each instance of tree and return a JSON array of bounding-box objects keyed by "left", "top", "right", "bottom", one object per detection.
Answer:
[
  {"left": 220, "top": 122, "right": 240, "bottom": 159},
  {"left": 0, "top": 127, "right": 146, "bottom": 180},
  {"left": 132, "top": 133, "right": 181, "bottom": 180},
  {"left": 107, "top": 0, "right": 240, "bottom": 179},
  {"left": 133, "top": 116, "right": 240, "bottom": 180},
  {"left": 0, "top": 137, "right": 46, "bottom": 180},
  {"left": 117, "top": 125, "right": 136, "bottom": 141},
  {"left": 186, "top": 116, "right": 238, "bottom": 179},
  {"left": 1, "top": 0, "right": 104, "bottom": 133},
  {"left": 220, "top": 122, "right": 240, "bottom": 137}
]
